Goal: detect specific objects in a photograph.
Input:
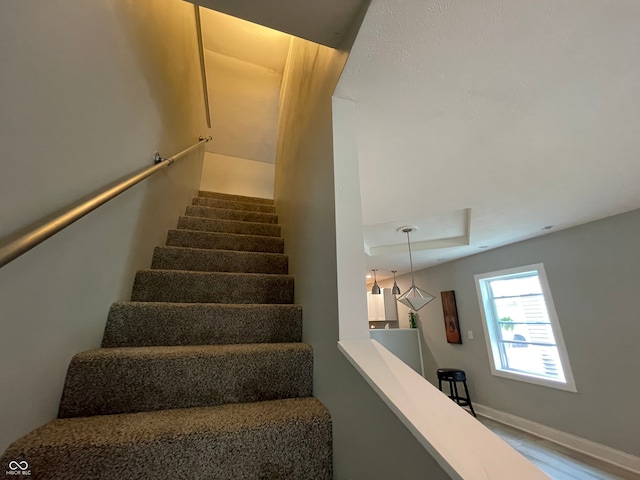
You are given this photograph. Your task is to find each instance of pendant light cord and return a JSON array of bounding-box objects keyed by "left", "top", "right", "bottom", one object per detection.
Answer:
[{"left": 406, "top": 230, "right": 416, "bottom": 288}]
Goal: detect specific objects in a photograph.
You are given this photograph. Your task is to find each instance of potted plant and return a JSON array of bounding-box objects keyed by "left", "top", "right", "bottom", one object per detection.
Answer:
[{"left": 408, "top": 311, "right": 417, "bottom": 329}]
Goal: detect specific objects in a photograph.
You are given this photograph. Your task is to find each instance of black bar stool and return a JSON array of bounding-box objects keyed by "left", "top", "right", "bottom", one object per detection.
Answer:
[{"left": 436, "top": 368, "right": 476, "bottom": 417}]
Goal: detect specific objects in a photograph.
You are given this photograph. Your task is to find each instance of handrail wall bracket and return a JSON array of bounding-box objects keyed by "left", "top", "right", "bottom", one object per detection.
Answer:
[{"left": 153, "top": 152, "right": 166, "bottom": 165}]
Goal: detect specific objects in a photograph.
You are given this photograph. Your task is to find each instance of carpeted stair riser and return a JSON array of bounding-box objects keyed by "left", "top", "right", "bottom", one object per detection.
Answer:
[
  {"left": 2, "top": 398, "right": 332, "bottom": 480},
  {"left": 102, "top": 303, "right": 302, "bottom": 347},
  {"left": 186, "top": 205, "right": 278, "bottom": 224},
  {"left": 198, "top": 190, "right": 274, "bottom": 205},
  {"left": 192, "top": 196, "right": 276, "bottom": 214},
  {"left": 132, "top": 270, "right": 294, "bottom": 304},
  {"left": 166, "top": 229, "right": 284, "bottom": 253},
  {"left": 178, "top": 216, "right": 281, "bottom": 237},
  {"left": 151, "top": 246, "right": 288, "bottom": 274},
  {"left": 58, "top": 343, "right": 312, "bottom": 418}
]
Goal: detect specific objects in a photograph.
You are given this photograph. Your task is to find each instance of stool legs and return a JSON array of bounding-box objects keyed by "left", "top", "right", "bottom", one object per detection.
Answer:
[
  {"left": 437, "top": 376, "right": 476, "bottom": 417},
  {"left": 452, "top": 381, "right": 460, "bottom": 403},
  {"left": 462, "top": 381, "right": 476, "bottom": 417}
]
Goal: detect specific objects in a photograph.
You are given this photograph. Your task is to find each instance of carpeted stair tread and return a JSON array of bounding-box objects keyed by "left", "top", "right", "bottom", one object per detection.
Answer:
[
  {"left": 178, "top": 216, "right": 281, "bottom": 237},
  {"left": 58, "top": 343, "right": 313, "bottom": 418},
  {"left": 2, "top": 187, "right": 333, "bottom": 478},
  {"left": 132, "top": 270, "right": 294, "bottom": 304},
  {"left": 1, "top": 397, "right": 332, "bottom": 480},
  {"left": 198, "top": 190, "right": 274, "bottom": 205},
  {"left": 186, "top": 205, "right": 278, "bottom": 224},
  {"left": 151, "top": 246, "right": 288, "bottom": 274},
  {"left": 102, "top": 302, "right": 302, "bottom": 347},
  {"left": 192, "top": 195, "right": 276, "bottom": 213},
  {"left": 192, "top": 196, "right": 276, "bottom": 214},
  {"left": 166, "top": 229, "right": 284, "bottom": 253}
]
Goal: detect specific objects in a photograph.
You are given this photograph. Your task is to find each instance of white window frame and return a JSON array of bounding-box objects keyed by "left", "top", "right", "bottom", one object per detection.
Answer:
[{"left": 474, "top": 263, "right": 577, "bottom": 392}]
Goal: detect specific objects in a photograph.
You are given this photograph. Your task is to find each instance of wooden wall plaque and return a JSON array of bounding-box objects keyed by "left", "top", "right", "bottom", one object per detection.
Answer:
[{"left": 441, "top": 290, "right": 462, "bottom": 344}]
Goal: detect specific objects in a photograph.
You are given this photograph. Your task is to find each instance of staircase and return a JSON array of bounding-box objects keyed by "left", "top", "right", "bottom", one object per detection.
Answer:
[{"left": 1, "top": 191, "right": 332, "bottom": 479}]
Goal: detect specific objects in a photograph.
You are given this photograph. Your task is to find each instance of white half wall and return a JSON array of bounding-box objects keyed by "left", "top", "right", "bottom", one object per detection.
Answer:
[
  {"left": 332, "top": 96, "right": 370, "bottom": 341},
  {"left": 331, "top": 61, "right": 545, "bottom": 480},
  {"left": 200, "top": 152, "right": 274, "bottom": 199},
  {"left": 274, "top": 29, "right": 449, "bottom": 478}
]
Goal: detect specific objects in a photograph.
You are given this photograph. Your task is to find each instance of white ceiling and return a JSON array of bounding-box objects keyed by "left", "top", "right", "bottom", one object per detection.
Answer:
[
  {"left": 335, "top": 0, "right": 640, "bottom": 281},
  {"left": 199, "top": 8, "right": 291, "bottom": 74},
  {"left": 191, "top": 0, "right": 365, "bottom": 48},
  {"left": 193, "top": 0, "right": 640, "bottom": 281}
]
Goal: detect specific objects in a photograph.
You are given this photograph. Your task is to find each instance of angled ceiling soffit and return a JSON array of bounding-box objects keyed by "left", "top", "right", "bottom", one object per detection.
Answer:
[{"left": 364, "top": 208, "right": 471, "bottom": 257}]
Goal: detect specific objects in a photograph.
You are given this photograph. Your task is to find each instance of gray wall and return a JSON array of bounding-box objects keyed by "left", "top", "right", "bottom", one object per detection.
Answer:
[
  {"left": 388, "top": 209, "right": 640, "bottom": 456},
  {"left": 273, "top": 15, "right": 449, "bottom": 480},
  {"left": 0, "top": 0, "right": 206, "bottom": 452}
]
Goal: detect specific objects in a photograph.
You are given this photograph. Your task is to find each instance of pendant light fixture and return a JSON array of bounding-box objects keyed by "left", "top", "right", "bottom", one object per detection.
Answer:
[
  {"left": 396, "top": 227, "right": 435, "bottom": 311},
  {"left": 391, "top": 270, "right": 401, "bottom": 295},
  {"left": 371, "top": 269, "right": 381, "bottom": 294}
]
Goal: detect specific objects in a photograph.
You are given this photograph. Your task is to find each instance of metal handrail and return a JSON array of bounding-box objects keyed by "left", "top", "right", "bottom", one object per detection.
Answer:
[{"left": 0, "top": 136, "right": 212, "bottom": 269}]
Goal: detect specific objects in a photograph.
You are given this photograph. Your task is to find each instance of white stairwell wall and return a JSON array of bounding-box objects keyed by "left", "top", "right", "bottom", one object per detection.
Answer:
[
  {"left": 197, "top": 9, "right": 285, "bottom": 199},
  {"left": 200, "top": 152, "right": 275, "bottom": 199},
  {"left": 0, "top": 0, "right": 206, "bottom": 453},
  {"left": 272, "top": 12, "right": 460, "bottom": 477}
]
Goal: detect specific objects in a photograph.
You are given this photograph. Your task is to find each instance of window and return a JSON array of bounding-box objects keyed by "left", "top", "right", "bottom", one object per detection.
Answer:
[{"left": 474, "top": 264, "right": 576, "bottom": 392}]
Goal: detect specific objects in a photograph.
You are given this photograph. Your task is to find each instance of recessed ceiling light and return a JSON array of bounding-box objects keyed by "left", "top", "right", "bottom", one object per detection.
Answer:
[{"left": 542, "top": 225, "right": 554, "bottom": 230}]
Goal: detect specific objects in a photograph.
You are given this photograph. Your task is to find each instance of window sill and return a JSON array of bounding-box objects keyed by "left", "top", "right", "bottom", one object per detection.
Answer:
[{"left": 490, "top": 368, "right": 578, "bottom": 392}]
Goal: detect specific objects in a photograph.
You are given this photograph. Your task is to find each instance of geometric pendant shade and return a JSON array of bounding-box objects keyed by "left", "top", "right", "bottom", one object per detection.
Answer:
[
  {"left": 397, "top": 284, "right": 435, "bottom": 311},
  {"left": 396, "top": 226, "right": 436, "bottom": 311}
]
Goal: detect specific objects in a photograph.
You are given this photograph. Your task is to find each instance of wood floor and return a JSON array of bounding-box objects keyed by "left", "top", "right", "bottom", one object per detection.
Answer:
[{"left": 477, "top": 417, "right": 640, "bottom": 480}]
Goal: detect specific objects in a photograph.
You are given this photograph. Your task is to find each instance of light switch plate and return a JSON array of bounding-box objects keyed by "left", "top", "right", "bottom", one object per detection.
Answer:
[{"left": 467, "top": 330, "right": 473, "bottom": 340}]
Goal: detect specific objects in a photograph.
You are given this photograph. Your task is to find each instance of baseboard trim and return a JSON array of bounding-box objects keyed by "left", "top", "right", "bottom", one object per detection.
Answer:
[{"left": 474, "top": 403, "right": 640, "bottom": 475}]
